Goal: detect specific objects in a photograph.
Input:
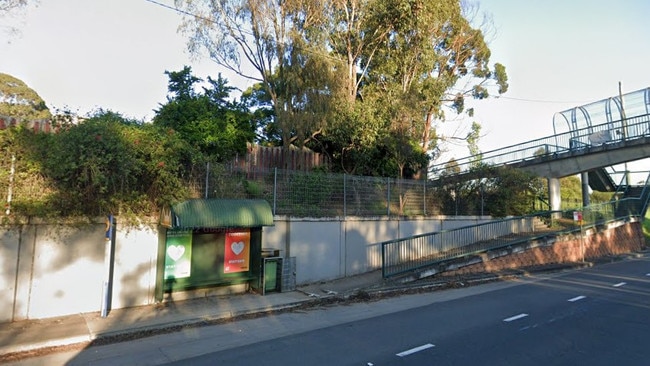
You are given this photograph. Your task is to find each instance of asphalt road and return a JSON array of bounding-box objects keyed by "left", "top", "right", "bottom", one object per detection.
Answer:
[
  {"left": 169, "top": 256, "right": 650, "bottom": 366},
  {"left": 12, "top": 255, "right": 650, "bottom": 365}
]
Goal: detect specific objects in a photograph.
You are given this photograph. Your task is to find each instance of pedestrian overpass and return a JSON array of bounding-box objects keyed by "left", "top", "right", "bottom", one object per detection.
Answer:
[
  {"left": 430, "top": 86, "right": 650, "bottom": 212},
  {"left": 380, "top": 87, "right": 650, "bottom": 280}
]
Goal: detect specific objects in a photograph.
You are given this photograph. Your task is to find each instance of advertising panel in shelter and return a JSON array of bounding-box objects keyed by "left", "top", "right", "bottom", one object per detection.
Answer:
[
  {"left": 164, "top": 230, "right": 193, "bottom": 279},
  {"left": 224, "top": 229, "right": 251, "bottom": 273}
]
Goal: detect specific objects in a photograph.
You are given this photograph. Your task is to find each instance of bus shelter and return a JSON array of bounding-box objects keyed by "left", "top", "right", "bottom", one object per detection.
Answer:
[{"left": 156, "top": 199, "right": 275, "bottom": 301}]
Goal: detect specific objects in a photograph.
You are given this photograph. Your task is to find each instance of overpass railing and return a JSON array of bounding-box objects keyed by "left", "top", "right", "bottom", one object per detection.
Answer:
[
  {"left": 381, "top": 197, "right": 647, "bottom": 278},
  {"left": 430, "top": 113, "right": 650, "bottom": 176}
]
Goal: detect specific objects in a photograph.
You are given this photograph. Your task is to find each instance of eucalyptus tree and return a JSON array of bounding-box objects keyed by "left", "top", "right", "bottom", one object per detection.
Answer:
[
  {"left": 327, "top": 0, "right": 390, "bottom": 103},
  {"left": 322, "top": 0, "right": 409, "bottom": 175},
  {"left": 175, "top": 0, "right": 337, "bottom": 150},
  {"left": 322, "top": 0, "right": 507, "bottom": 177},
  {"left": 174, "top": 0, "right": 507, "bottom": 177},
  {"left": 359, "top": 0, "right": 508, "bottom": 159}
]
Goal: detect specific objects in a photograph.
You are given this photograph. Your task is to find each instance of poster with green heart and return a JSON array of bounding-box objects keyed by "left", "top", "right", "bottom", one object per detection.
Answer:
[{"left": 164, "top": 230, "right": 192, "bottom": 279}]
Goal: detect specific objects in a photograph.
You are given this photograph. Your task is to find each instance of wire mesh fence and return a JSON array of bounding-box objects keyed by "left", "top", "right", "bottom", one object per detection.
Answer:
[{"left": 196, "top": 164, "right": 503, "bottom": 218}]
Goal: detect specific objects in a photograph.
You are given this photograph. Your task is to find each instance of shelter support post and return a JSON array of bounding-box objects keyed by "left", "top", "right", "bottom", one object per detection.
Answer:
[{"left": 581, "top": 172, "right": 590, "bottom": 207}]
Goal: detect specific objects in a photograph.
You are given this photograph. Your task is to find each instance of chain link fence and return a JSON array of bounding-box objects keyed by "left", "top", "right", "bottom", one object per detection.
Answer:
[{"left": 196, "top": 164, "right": 499, "bottom": 218}]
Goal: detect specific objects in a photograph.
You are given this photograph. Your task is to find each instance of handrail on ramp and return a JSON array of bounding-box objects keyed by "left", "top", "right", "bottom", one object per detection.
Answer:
[{"left": 381, "top": 197, "right": 647, "bottom": 278}]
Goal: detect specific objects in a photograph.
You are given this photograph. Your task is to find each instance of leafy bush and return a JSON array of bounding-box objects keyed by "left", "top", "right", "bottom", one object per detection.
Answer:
[{"left": 2, "top": 111, "right": 202, "bottom": 220}]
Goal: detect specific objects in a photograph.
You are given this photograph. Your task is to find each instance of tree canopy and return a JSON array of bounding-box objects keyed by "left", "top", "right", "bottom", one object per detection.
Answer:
[
  {"left": 153, "top": 66, "right": 256, "bottom": 162},
  {"left": 175, "top": 0, "right": 508, "bottom": 178},
  {"left": 0, "top": 73, "right": 50, "bottom": 120}
]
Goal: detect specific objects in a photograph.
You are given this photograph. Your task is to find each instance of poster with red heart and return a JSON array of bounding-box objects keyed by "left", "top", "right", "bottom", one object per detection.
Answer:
[{"left": 224, "top": 229, "right": 251, "bottom": 273}]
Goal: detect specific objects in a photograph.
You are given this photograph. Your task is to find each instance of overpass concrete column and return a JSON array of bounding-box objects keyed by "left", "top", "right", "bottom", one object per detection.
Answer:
[
  {"left": 548, "top": 177, "right": 561, "bottom": 213},
  {"left": 581, "top": 172, "right": 590, "bottom": 207}
]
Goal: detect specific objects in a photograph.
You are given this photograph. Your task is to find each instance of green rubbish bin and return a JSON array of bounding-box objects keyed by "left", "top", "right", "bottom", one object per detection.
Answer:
[{"left": 263, "top": 257, "right": 282, "bottom": 294}]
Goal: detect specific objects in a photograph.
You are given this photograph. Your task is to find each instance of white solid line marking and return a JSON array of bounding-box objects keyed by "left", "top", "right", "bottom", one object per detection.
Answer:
[
  {"left": 568, "top": 295, "right": 586, "bottom": 302},
  {"left": 503, "top": 313, "right": 529, "bottom": 322},
  {"left": 396, "top": 343, "right": 435, "bottom": 357},
  {"left": 613, "top": 282, "right": 627, "bottom": 287}
]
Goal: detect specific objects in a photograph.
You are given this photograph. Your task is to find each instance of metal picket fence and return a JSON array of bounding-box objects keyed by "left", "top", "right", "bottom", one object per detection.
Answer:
[{"left": 381, "top": 196, "right": 649, "bottom": 278}]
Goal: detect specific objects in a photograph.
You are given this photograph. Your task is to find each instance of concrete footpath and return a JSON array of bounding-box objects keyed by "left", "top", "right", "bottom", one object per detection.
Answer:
[{"left": 0, "top": 270, "right": 394, "bottom": 359}]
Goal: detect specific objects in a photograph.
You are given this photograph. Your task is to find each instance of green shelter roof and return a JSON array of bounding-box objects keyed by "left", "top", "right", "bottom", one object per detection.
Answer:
[{"left": 168, "top": 199, "right": 274, "bottom": 229}]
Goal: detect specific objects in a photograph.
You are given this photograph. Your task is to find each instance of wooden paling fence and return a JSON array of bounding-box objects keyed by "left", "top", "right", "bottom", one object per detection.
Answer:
[{"left": 231, "top": 144, "right": 329, "bottom": 174}]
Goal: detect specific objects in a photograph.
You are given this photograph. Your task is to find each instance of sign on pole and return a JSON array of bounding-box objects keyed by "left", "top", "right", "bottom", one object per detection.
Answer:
[
  {"left": 101, "top": 214, "right": 115, "bottom": 318},
  {"left": 573, "top": 211, "right": 583, "bottom": 225}
]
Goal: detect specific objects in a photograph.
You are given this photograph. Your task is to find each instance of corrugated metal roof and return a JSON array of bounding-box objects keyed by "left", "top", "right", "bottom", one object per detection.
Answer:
[{"left": 170, "top": 199, "right": 274, "bottom": 229}]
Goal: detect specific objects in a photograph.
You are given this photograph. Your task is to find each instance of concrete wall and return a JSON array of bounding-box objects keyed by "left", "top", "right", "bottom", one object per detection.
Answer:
[
  {"left": 110, "top": 226, "right": 159, "bottom": 309},
  {"left": 1, "top": 215, "right": 489, "bottom": 322},
  {"left": 262, "top": 216, "right": 488, "bottom": 284},
  {"left": 0, "top": 228, "right": 22, "bottom": 323},
  {"left": 1, "top": 222, "right": 107, "bottom": 321},
  {"left": 0, "top": 220, "right": 159, "bottom": 322}
]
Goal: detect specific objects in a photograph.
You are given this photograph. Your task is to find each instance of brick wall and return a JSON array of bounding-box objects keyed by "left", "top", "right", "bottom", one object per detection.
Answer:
[{"left": 442, "top": 221, "right": 645, "bottom": 277}]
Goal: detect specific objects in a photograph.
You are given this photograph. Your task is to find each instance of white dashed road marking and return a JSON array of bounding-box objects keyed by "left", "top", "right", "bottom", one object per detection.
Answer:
[
  {"left": 503, "top": 313, "right": 529, "bottom": 322},
  {"left": 568, "top": 295, "right": 586, "bottom": 302},
  {"left": 613, "top": 282, "right": 627, "bottom": 287},
  {"left": 396, "top": 343, "right": 435, "bottom": 357}
]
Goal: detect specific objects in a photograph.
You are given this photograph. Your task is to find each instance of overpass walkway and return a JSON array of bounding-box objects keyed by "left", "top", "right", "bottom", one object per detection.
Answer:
[
  {"left": 431, "top": 87, "right": 650, "bottom": 192},
  {"left": 381, "top": 87, "right": 650, "bottom": 279}
]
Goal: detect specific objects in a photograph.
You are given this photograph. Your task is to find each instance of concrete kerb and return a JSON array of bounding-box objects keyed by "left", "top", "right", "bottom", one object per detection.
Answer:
[
  {"left": 89, "top": 299, "right": 314, "bottom": 343},
  {"left": 0, "top": 335, "right": 93, "bottom": 356}
]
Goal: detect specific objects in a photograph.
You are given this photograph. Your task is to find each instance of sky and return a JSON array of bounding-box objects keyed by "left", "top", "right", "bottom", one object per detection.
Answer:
[{"left": 1, "top": 0, "right": 650, "bottom": 157}]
